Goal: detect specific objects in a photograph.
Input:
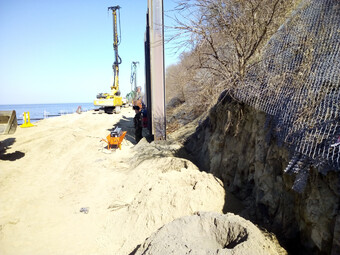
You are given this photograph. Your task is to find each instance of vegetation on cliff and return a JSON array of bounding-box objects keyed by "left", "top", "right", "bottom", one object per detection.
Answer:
[{"left": 165, "top": 0, "right": 340, "bottom": 253}]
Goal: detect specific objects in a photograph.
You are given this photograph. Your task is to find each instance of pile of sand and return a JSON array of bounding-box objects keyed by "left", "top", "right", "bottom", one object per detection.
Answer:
[
  {"left": 0, "top": 108, "right": 226, "bottom": 255},
  {"left": 133, "top": 212, "right": 286, "bottom": 255}
]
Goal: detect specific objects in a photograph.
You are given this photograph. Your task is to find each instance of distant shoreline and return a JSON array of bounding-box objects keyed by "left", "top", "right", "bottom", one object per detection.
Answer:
[{"left": 0, "top": 103, "right": 96, "bottom": 125}]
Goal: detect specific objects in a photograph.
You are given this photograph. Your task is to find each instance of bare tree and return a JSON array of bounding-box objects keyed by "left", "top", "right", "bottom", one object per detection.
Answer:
[
  {"left": 166, "top": 51, "right": 208, "bottom": 102},
  {"left": 169, "top": 0, "right": 296, "bottom": 87},
  {"left": 165, "top": 0, "right": 298, "bottom": 133},
  {"left": 165, "top": 52, "right": 195, "bottom": 103}
]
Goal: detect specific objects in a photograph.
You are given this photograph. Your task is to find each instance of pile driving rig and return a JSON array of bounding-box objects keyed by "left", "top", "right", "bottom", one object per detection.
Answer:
[
  {"left": 94, "top": 5, "right": 123, "bottom": 114},
  {"left": 130, "top": 61, "right": 139, "bottom": 92}
]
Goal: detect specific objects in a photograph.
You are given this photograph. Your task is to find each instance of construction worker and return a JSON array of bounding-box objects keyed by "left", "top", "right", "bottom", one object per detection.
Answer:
[{"left": 133, "top": 105, "right": 143, "bottom": 143}]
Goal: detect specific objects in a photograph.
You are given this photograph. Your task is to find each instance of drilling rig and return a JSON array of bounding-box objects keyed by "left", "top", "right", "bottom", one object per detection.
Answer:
[
  {"left": 94, "top": 5, "right": 123, "bottom": 114},
  {"left": 130, "top": 61, "right": 139, "bottom": 92},
  {"left": 125, "top": 61, "right": 139, "bottom": 103}
]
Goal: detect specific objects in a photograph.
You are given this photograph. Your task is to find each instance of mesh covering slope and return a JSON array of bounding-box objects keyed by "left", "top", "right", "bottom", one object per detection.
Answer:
[{"left": 233, "top": 0, "right": 340, "bottom": 178}]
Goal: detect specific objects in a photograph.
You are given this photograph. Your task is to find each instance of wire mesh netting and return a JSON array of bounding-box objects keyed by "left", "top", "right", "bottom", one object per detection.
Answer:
[{"left": 232, "top": 0, "right": 339, "bottom": 189}]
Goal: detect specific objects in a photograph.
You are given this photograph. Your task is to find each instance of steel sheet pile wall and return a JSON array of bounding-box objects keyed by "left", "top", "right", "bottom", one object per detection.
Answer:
[
  {"left": 233, "top": 0, "right": 339, "bottom": 187},
  {"left": 147, "top": 0, "right": 166, "bottom": 140}
]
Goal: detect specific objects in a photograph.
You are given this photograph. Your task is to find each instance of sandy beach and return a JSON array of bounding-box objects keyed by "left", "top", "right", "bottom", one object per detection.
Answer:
[{"left": 0, "top": 107, "right": 226, "bottom": 255}]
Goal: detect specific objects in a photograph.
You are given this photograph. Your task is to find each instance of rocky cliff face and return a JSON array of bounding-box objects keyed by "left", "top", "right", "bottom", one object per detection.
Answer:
[{"left": 184, "top": 93, "right": 340, "bottom": 254}]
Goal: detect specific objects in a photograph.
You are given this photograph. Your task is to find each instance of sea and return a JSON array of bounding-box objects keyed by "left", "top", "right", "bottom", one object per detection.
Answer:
[{"left": 0, "top": 103, "right": 97, "bottom": 125}]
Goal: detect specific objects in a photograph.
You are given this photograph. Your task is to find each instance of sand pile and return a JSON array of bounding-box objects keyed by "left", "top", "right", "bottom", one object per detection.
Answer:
[
  {"left": 133, "top": 212, "right": 286, "bottom": 255},
  {"left": 0, "top": 108, "right": 225, "bottom": 255}
]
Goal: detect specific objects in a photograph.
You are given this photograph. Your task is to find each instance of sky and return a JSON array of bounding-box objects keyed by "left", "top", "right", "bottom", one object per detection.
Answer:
[{"left": 0, "top": 0, "right": 180, "bottom": 105}]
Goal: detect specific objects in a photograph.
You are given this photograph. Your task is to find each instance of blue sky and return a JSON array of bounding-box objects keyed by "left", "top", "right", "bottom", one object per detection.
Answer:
[{"left": 0, "top": 0, "right": 180, "bottom": 104}]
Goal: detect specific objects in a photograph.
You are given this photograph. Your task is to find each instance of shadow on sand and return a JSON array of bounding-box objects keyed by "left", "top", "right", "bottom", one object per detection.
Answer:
[
  {"left": 106, "top": 114, "right": 153, "bottom": 145},
  {"left": 107, "top": 115, "right": 137, "bottom": 145},
  {"left": 0, "top": 138, "right": 25, "bottom": 161}
]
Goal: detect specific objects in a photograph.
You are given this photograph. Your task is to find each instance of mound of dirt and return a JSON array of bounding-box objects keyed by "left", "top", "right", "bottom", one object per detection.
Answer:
[{"left": 132, "top": 211, "right": 287, "bottom": 255}]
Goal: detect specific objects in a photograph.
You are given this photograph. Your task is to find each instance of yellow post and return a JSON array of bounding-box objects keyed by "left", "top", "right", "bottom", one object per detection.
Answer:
[
  {"left": 20, "top": 112, "right": 35, "bottom": 128},
  {"left": 27, "top": 112, "right": 31, "bottom": 123},
  {"left": 23, "top": 112, "right": 27, "bottom": 125}
]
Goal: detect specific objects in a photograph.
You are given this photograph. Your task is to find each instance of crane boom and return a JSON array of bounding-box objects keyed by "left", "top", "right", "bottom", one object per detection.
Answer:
[
  {"left": 94, "top": 5, "right": 124, "bottom": 114},
  {"left": 108, "top": 5, "right": 121, "bottom": 91}
]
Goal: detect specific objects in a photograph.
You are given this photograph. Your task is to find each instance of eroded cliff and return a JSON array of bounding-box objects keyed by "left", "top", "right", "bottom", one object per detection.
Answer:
[{"left": 184, "top": 94, "right": 340, "bottom": 254}]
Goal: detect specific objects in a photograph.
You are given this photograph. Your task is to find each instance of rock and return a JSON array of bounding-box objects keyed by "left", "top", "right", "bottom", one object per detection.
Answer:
[{"left": 131, "top": 212, "right": 286, "bottom": 255}]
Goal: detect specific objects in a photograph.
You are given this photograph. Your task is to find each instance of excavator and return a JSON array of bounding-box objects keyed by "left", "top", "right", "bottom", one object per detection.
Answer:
[
  {"left": 94, "top": 5, "right": 123, "bottom": 114},
  {"left": 0, "top": 111, "right": 17, "bottom": 135}
]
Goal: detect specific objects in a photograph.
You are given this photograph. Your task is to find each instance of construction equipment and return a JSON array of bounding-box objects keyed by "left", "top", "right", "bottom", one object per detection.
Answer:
[
  {"left": 0, "top": 110, "right": 17, "bottom": 135},
  {"left": 130, "top": 61, "right": 139, "bottom": 92},
  {"left": 131, "top": 62, "right": 145, "bottom": 109},
  {"left": 94, "top": 5, "right": 123, "bottom": 114},
  {"left": 126, "top": 61, "right": 140, "bottom": 104},
  {"left": 102, "top": 127, "right": 127, "bottom": 150}
]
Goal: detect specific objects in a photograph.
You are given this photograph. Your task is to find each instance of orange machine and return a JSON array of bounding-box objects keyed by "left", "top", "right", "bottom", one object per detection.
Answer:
[{"left": 102, "top": 127, "right": 127, "bottom": 150}]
